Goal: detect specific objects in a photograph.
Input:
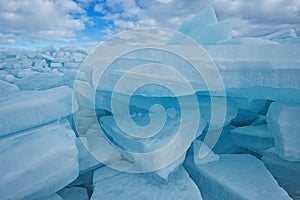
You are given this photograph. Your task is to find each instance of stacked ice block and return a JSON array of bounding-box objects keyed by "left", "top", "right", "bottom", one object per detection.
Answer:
[{"left": 0, "top": 5, "right": 300, "bottom": 200}]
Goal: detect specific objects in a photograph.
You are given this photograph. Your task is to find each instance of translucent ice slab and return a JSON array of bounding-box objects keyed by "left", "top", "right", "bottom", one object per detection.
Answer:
[
  {"left": 91, "top": 166, "right": 202, "bottom": 200},
  {"left": 0, "top": 123, "right": 79, "bottom": 200},
  {"left": 0, "top": 86, "right": 72, "bottom": 136},
  {"left": 184, "top": 154, "right": 291, "bottom": 200}
]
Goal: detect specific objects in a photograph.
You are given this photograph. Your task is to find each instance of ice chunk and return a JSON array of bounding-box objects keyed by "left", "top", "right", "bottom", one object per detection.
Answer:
[
  {"left": 0, "top": 72, "right": 19, "bottom": 83},
  {"left": 262, "top": 148, "right": 300, "bottom": 199},
  {"left": 73, "top": 108, "right": 100, "bottom": 135},
  {"left": 263, "top": 28, "right": 297, "bottom": 40},
  {"left": 41, "top": 45, "right": 58, "bottom": 56},
  {"left": 178, "top": 5, "right": 217, "bottom": 35},
  {"left": 89, "top": 44, "right": 300, "bottom": 103},
  {"left": 57, "top": 187, "right": 88, "bottom": 200},
  {"left": 63, "top": 62, "right": 81, "bottom": 69},
  {"left": 199, "top": 125, "right": 243, "bottom": 154},
  {"left": 52, "top": 56, "right": 70, "bottom": 63},
  {"left": 169, "top": 6, "right": 231, "bottom": 45},
  {"left": 15, "top": 72, "right": 65, "bottom": 90},
  {"left": 59, "top": 46, "right": 88, "bottom": 55},
  {"left": 204, "top": 45, "right": 300, "bottom": 102},
  {"left": 20, "top": 57, "right": 33, "bottom": 68},
  {"left": 274, "top": 37, "right": 300, "bottom": 44},
  {"left": 251, "top": 114, "right": 267, "bottom": 125},
  {"left": 267, "top": 102, "right": 300, "bottom": 161},
  {"left": 77, "top": 108, "right": 206, "bottom": 174},
  {"left": 91, "top": 166, "right": 202, "bottom": 200},
  {"left": 0, "top": 86, "right": 73, "bottom": 136},
  {"left": 11, "top": 68, "right": 37, "bottom": 78},
  {"left": 32, "top": 59, "right": 48, "bottom": 69},
  {"left": 154, "top": 153, "right": 186, "bottom": 180},
  {"left": 50, "top": 62, "right": 63, "bottom": 68},
  {"left": 196, "top": 94, "right": 237, "bottom": 130},
  {"left": 0, "top": 123, "right": 79, "bottom": 200},
  {"left": 95, "top": 92, "right": 236, "bottom": 130},
  {"left": 230, "top": 124, "right": 274, "bottom": 155},
  {"left": 218, "top": 37, "right": 277, "bottom": 45},
  {"left": 99, "top": 113, "right": 206, "bottom": 153},
  {"left": 184, "top": 154, "right": 292, "bottom": 200},
  {"left": 193, "top": 140, "right": 219, "bottom": 165},
  {"left": 69, "top": 52, "right": 87, "bottom": 63},
  {"left": 0, "top": 79, "right": 19, "bottom": 92},
  {"left": 189, "top": 22, "right": 231, "bottom": 45},
  {"left": 40, "top": 53, "right": 55, "bottom": 62},
  {"left": 63, "top": 70, "right": 78, "bottom": 88},
  {"left": 76, "top": 137, "right": 103, "bottom": 174},
  {"left": 230, "top": 98, "right": 270, "bottom": 126}
]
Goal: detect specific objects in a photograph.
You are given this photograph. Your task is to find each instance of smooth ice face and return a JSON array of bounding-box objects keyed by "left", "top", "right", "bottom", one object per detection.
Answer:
[
  {"left": 267, "top": 102, "right": 300, "bottom": 161},
  {"left": 184, "top": 154, "right": 292, "bottom": 200},
  {"left": 205, "top": 44, "right": 300, "bottom": 103},
  {"left": 91, "top": 166, "right": 202, "bottom": 200},
  {"left": 230, "top": 98, "right": 269, "bottom": 126},
  {"left": 168, "top": 5, "right": 231, "bottom": 45},
  {"left": 199, "top": 125, "right": 243, "bottom": 154},
  {"left": 95, "top": 92, "right": 235, "bottom": 130},
  {"left": 97, "top": 113, "right": 206, "bottom": 173},
  {"left": 263, "top": 28, "right": 297, "bottom": 41},
  {"left": 0, "top": 123, "right": 79, "bottom": 200},
  {"left": 218, "top": 37, "right": 277, "bottom": 45},
  {"left": 262, "top": 148, "right": 300, "bottom": 199},
  {"left": 76, "top": 137, "right": 103, "bottom": 174},
  {"left": 15, "top": 72, "right": 65, "bottom": 90},
  {"left": 0, "top": 86, "right": 72, "bottom": 136},
  {"left": 178, "top": 5, "right": 218, "bottom": 34},
  {"left": 86, "top": 44, "right": 300, "bottom": 102},
  {"left": 230, "top": 124, "right": 274, "bottom": 155}
]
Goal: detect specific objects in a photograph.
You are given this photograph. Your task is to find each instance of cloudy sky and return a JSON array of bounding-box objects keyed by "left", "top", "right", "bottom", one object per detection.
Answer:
[{"left": 0, "top": 0, "right": 299, "bottom": 48}]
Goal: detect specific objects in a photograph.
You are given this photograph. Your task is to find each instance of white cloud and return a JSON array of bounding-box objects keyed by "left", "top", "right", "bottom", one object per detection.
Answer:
[
  {"left": 0, "top": 0, "right": 86, "bottom": 44},
  {"left": 95, "top": 0, "right": 209, "bottom": 37},
  {"left": 95, "top": 0, "right": 300, "bottom": 38},
  {"left": 1, "top": 0, "right": 299, "bottom": 45},
  {"left": 210, "top": 0, "right": 300, "bottom": 37}
]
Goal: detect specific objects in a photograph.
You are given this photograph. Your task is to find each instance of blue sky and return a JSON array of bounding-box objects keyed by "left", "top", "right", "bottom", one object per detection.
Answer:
[{"left": 0, "top": 0, "right": 299, "bottom": 49}]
